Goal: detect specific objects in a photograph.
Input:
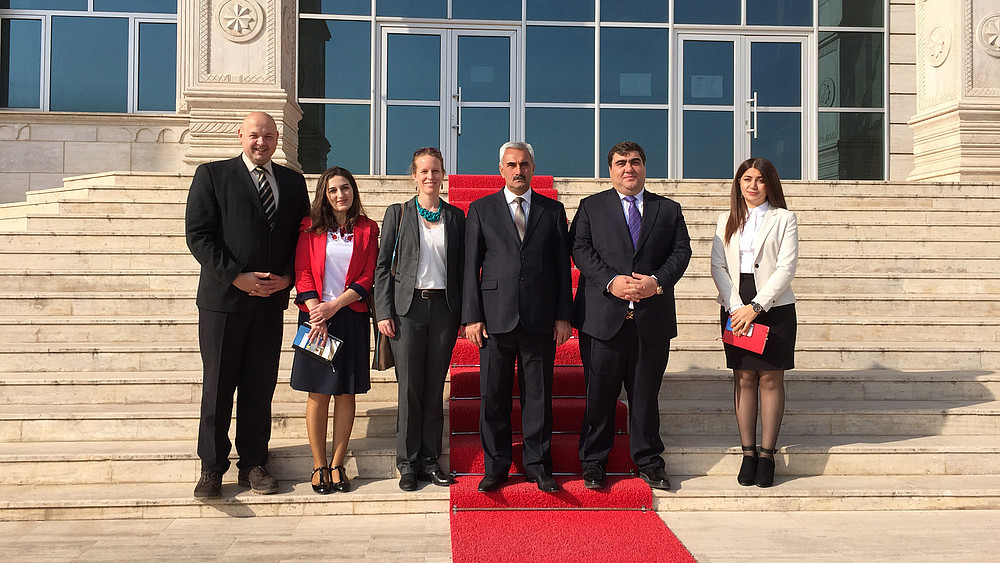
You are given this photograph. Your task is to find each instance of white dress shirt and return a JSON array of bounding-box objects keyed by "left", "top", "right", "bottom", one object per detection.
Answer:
[
  {"left": 503, "top": 187, "right": 531, "bottom": 223},
  {"left": 241, "top": 153, "right": 279, "bottom": 208},
  {"left": 739, "top": 201, "right": 771, "bottom": 274}
]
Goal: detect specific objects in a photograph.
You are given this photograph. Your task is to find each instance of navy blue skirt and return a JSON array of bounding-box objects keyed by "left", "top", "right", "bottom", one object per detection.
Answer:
[{"left": 290, "top": 307, "right": 371, "bottom": 396}]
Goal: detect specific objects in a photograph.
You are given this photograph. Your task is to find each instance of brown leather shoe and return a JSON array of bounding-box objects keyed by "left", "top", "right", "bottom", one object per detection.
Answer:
[
  {"left": 193, "top": 471, "right": 222, "bottom": 499},
  {"left": 237, "top": 465, "right": 279, "bottom": 494}
]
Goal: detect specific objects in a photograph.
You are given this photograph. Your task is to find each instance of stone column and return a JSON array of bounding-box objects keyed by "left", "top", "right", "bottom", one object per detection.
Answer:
[
  {"left": 178, "top": 0, "right": 301, "bottom": 169},
  {"left": 909, "top": 0, "right": 1000, "bottom": 181}
]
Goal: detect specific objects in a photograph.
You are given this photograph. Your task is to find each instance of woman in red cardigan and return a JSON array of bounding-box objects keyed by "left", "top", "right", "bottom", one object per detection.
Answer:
[{"left": 292, "top": 166, "right": 379, "bottom": 494}]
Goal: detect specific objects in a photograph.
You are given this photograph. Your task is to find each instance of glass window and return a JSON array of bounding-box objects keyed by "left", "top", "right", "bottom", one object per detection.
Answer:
[
  {"left": 526, "top": 26, "right": 594, "bottom": 103},
  {"left": 819, "top": 0, "right": 883, "bottom": 27},
  {"left": 751, "top": 42, "right": 801, "bottom": 107},
  {"left": 94, "top": 0, "right": 176, "bottom": 13},
  {"left": 527, "top": 0, "right": 594, "bottom": 22},
  {"left": 525, "top": 108, "right": 594, "bottom": 177},
  {"left": 683, "top": 110, "right": 734, "bottom": 179},
  {"left": 746, "top": 0, "right": 812, "bottom": 26},
  {"left": 458, "top": 36, "right": 510, "bottom": 102},
  {"left": 387, "top": 34, "right": 440, "bottom": 102},
  {"left": 683, "top": 41, "right": 734, "bottom": 106},
  {"left": 818, "top": 112, "right": 883, "bottom": 180},
  {"left": 601, "top": 0, "right": 667, "bottom": 23},
  {"left": 50, "top": 16, "right": 128, "bottom": 112},
  {"left": 456, "top": 108, "right": 510, "bottom": 174},
  {"left": 453, "top": 0, "right": 520, "bottom": 20},
  {"left": 137, "top": 22, "right": 176, "bottom": 111},
  {"left": 299, "top": 103, "right": 371, "bottom": 174},
  {"left": 299, "top": 20, "right": 370, "bottom": 100},
  {"left": 751, "top": 112, "right": 802, "bottom": 179},
  {"left": 385, "top": 106, "right": 439, "bottom": 174},
  {"left": 0, "top": 1, "right": 87, "bottom": 9},
  {"left": 599, "top": 109, "right": 668, "bottom": 178},
  {"left": 674, "top": 0, "right": 739, "bottom": 25},
  {"left": 1, "top": 18, "right": 42, "bottom": 108},
  {"left": 299, "top": 0, "right": 370, "bottom": 16},
  {"left": 818, "top": 32, "right": 883, "bottom": 108},
  {"left": 376, "top": 0, "right": 446, "bottom": 18},
  {"left": 600, "top": 28, "right": 668, "bottom": 104}
]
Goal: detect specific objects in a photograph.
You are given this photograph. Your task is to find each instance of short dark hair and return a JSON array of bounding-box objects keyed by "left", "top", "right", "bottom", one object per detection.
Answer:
[
  {"left": 607, "top": 141, "right": 646, "bottom": 168},
  {"left": 308, "top": 166, "right": 367, "bottom": 233}
]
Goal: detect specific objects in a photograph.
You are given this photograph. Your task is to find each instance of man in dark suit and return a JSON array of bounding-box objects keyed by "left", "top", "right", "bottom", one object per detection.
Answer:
[
  {"left": 571, "top": 141, "right": 692, "bottom": 491},
  {"left": 185, "top": 111, "right": 309, "bottom": 498},
  {"left": 463, "top": 141, "right": 573, "bottom": 493}
]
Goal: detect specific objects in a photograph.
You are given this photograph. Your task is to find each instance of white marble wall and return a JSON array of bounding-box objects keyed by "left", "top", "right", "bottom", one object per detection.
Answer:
[{"left": 889, "top": 0, "right": 918, "bottom": 180}]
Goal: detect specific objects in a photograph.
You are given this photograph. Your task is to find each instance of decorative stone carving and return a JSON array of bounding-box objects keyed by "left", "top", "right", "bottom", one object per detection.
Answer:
[
  {"left": 217, "top": 0, "right": 264, "bottom": 43},
  {"left": 977, "top": 13, "right": 1000, "bottom": 57},
  {"left": 928, "top": 25, "right": 952, "bottom": 67}
]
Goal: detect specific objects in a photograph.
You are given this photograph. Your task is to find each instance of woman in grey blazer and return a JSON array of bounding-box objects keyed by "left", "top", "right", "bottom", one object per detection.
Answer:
[
  {"left": 374, "top": 147, "right": 465, "bottom": 491},
  {"left": 711, "top": 157, "right": 799, "bottom": 488}
]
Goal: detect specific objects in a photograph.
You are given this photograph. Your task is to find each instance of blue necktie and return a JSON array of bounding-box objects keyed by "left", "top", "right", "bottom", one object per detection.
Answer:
[{"left": 625, "top": 195, "right": 641, "bottom": 248}]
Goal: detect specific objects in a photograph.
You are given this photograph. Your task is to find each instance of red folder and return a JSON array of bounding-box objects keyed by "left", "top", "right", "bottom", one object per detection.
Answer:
[{"left": 723, "top": 318, "right": 769, "bottom": 354}]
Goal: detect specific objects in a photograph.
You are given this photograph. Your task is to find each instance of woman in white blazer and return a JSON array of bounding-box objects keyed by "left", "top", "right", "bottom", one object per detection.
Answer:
[{"left": 710, "top": 157, "right": 798, "bottom": 488}]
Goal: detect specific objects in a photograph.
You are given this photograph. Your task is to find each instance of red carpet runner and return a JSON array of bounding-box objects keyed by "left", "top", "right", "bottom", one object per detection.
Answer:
[{"left": 446, "top": 176, "right": 695, "bottom": 562}]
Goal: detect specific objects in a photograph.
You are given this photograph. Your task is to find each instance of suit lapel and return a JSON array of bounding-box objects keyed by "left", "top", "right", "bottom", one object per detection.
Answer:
[
  {"left": 634, "top": 191, "right": 660, "bottom": 254},
  {"left": 493, "top": 190, "right": 522, "bottom": 245},
  {"left": 752, "top": 208, "right": 779, "bottom": 262},
  {"left": 726, "top": 212, "right": 740, "bottom": 277},
  {"left": 400, "top": 198, "right": 419, "bottom": 257},
  {"left": 522, "top": 190, "right": 544, "bottom": 245},
  {"left": 604, "top": 189, "right": 635, "bottom": 252}
]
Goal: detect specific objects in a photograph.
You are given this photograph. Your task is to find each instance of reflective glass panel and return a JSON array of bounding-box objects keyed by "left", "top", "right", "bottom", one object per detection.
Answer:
[
  {"left": 386, "top": 106, "right": 439, "bottom": 175},
  {"left": 683, "top": 41, "right": 734, "bottom": 106},
  {"left": 818, "top": 32, "right": 883, "bottom": 108},
  {"left": 299, "top": 103, "right": 371, "bottom": 174},
  {"left": 0, "top": 1, "right": 86, "bottom": 9},
  {"left": 600, "top": 28, "right": 668, "bottom": 104},
  {"left": 527, "top": 0, "right": 594, "bottom": 22},
  {"left": 456, "top": 108, "right": 510, "bottom": 174},
  {"left": 137, "top": 22, "right": 176, "bottom": 111},
  {"left": 751, "top": 112, "right": 802, "bottom": 179},
  {"left": 525, "top": 108, "right": 594, "bottom": 177},
  {"left": 526, "top": 27, "right": 594, "bottom": 103},
  {"left": 601, "top": 0, "right": 667, "bottom": 23},
  {"left": 453, "top": 0, "right": 520, "bottom": 20},
  {"left": 299, "top": 0, "right": 370, "bottom": 15},
  {"left": 751, "top": 42, "right": 801, "bottom": 107},
  {"left": 674, "top": 0, "right": 739, "bottom": 24},
  {"left": 387, "top": 34, "right": 440, "bottom": 102},
  {"left": 458, "top": 36, "right": 509, "bottom": 103},
  {"left": 299, "top": 20, "right": 370, "bottom": 100},
  {"left": 683, "top": 110, "right": 734, "bottom": 179},
  {"left": 599, "top": 109, "right": 668, "bottom": 178},
  {"left": 377, "top": 0, "right": 445, "bottom": 18},
  {"left": 50, "top": 16, "right": 128, "bottom": 112},
  {"left": 94, "top": 0, "right": 176, "bottom": 13},
  {"left": 1, "top": 18, "right": 41, "bottom": 108},
  {"left": 746, "top": 0, "right": 812, "bottom": 26},
  {"left": 819, "top": 0, "right": 883, "bottom": 27},
  {"left": 818, "top": 111, "right": 884, "bottom": 180}
]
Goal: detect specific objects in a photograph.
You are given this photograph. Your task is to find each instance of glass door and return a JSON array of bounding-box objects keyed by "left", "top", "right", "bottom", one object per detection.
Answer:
[
  {"left": 379, "top": 27, "right": 518, "bottom": 174},
  {"left": 678, "top": 34, "right": 809, "bottom": 179}
]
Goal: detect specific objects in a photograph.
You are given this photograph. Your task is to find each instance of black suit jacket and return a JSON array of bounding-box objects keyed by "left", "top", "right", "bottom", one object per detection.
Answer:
[
  {"left": 571, "top": 188, "right": 692, "bottom": 340},
  {"left": 185, "top": 155, "right": 309, "bottom": 313},
  {"left": 374, "top": 198, "right": 465, "bottom": 320},
  {"left": 462, "top": 189, "right": 573, "bottom": 334}
]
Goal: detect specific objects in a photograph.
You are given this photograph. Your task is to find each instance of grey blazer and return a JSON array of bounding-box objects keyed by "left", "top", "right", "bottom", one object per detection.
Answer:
[{"left": 373, "top": 197, "right": 465, "bottom": 321}]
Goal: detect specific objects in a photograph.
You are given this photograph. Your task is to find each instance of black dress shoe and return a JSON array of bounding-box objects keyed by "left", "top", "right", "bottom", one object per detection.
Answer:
[
  {"left": 528, "top": 474, "right": 560, "bottom": 493},
  {"left": 582, "top": 465, "right": 606, "bottom": 489},
  {"left": 756, "top": 447, "right": 777, "bottom": 488},
  {"left": 312, "top": 467, "right": 333, "bottom": 495},
  {"left": 330, "top": 465, "right": 351, "bottom": 493},
  {"left": 399, "top": 472, "right": 418, "bottom": 491},
  {"left": 638, "top": 468, "right": 671, "bottom": 490},
  {"left": 477, "top": 474, "right": 508, "bottom": 492},
  {"left": 418, "top": 469, "right": 455, "bottom": 487},
  {"left": 193, "top": 471, "right": 222, "bottom": 499}
]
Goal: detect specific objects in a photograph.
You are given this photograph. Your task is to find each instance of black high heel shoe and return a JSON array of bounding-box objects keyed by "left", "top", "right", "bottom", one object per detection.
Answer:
[
  {"left": 311, "top": 466, "right": 333, "bottom": 495},
  {"left": 738, "top": 446, "right": 758, "bottom": 486},
  {"left": 330, "top": 465, "right": 351, "bottom": 493},
  {"left": 756, "top": 447, "right": 777, "bottom": 488}
]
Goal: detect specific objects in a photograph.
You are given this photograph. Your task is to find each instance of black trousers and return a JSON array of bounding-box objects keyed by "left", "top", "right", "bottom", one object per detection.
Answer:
[
  {"left": 391, "top": 291, "right": 461, "bottom": 474},
  {"left": 479, "top": 325, "right": 555, "bottom": 478},
  {"left": 579, "top": 318, "right": 670, "bottom": 472},
  {"left": 197, "top": 308, "right": 284, "bottom": 473}
]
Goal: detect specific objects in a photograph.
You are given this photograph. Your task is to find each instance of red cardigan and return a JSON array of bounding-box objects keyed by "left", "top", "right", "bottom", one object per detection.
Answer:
[{"left": 294, "top": 215, "right": 379, "bottom": 313}]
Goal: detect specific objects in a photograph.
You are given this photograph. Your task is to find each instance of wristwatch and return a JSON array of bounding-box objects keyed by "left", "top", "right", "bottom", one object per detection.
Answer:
[
  {"left": 750, "top": 301, "right": 763, "bottom": 314},
  {"left": 655, "top": 284, "right": 663, "bottom": 295}
]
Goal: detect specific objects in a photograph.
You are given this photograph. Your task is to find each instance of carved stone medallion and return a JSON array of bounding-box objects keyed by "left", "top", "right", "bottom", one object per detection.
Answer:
[
  {"left": 927, "top": 25, "right": 951, "bottom": 68},
  {"left": 217, "top": 0, "right": 265, "bottom": 43},
  {"left": 977, "top": 14, "right": 1000, "bottom": 59}
]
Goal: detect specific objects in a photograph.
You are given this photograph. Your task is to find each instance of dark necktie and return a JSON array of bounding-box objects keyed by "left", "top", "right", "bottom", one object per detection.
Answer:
[
  {"left": 254, "top": 165, "right": 276, "bottom": 228},
  {"left": 625, "top": 195, "right": 641, "bottom": 248},
  {"left": 514, "top": 196, "right": 526, "bottom": 241}
]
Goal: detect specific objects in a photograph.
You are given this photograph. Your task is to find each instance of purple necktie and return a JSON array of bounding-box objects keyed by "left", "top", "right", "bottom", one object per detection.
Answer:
[{"left": 625, "top": 195, "right": 641, "bottom": 248}]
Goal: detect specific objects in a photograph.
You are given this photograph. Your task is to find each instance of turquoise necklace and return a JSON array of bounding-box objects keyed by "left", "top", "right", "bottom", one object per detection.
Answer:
[{"left": 415, "top": 196, "right": 441, "bottom": 222}]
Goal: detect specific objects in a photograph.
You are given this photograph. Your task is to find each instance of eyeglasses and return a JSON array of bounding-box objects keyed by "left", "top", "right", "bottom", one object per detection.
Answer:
[{"left": 413, "top": 146, "right": 443, "bottom": 158}]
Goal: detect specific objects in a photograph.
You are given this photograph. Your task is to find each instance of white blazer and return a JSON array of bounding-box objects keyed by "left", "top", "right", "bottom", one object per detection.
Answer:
[{"left": 711, "top": 207, "right": 798, "bottom": 312}]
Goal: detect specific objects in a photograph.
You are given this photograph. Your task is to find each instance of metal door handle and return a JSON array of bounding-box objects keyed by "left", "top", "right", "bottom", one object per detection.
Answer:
[
  {"left": 452, "top": 87, "right": 462, "bottom": 136},
  {"left": 747, "top": 91, "right": 758, "bottom": 139}
]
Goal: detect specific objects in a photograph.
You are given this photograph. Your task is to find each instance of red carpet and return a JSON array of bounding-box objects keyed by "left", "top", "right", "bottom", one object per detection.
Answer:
[{"left": 446, "top": 177, "right": 694, "bottom": 562}]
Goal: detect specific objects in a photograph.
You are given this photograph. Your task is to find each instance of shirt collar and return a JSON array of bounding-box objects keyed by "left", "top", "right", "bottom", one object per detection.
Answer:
[
  {"left": 747, "top": 201, "right": 770, "bottom": 217},
  {"left": 617, "top": 188, "right": 645, "bottom": 204},
  {"left": 504, "top": 187, "right": 532, "bottom": 205},
  {"left": 242, "top": 153, "right": 274, "bottom": 178}
]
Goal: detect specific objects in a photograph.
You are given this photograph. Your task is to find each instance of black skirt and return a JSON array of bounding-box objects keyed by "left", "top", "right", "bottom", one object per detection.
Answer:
[
  {"left": 290, "top": 307, "right": 371, "bottom": 396},
  {"left": 721, "top": 273, "right": 796, "bottom": 371}
]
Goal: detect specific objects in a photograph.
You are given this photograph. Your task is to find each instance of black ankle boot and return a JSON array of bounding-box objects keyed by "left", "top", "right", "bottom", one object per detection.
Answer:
[
  {"left": 756, "top": 447, "right": 777, "bottom": 488},
  {"left": 738, "top": 446, "right": 758, "bottom": 486}
]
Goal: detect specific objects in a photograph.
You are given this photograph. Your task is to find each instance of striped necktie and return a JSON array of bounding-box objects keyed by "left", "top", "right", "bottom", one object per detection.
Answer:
[
  {"left": 624, "top": 195, "right": 641, "bottom": 248},
  {"left": 254, "top": 165, "right": 276, "bottom": 228}
]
